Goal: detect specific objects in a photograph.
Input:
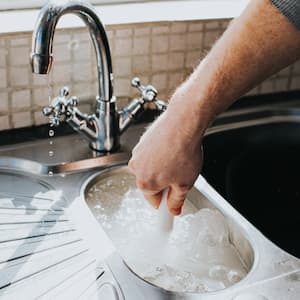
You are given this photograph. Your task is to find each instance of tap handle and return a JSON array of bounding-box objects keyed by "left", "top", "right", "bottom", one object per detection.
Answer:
[
  {"left": 42, "top": 86, "right": 79, "bottom": 126},
  {"left": 42, "top": 106, "right": 54, "bottom": 117},
  {"left": 131, "top": 77, "right": 158, "bottom": 102},
  {"left": 60, "top": 86, "right": 69, "bottom": 97},
  {"left": 155, "top": 99, "right": 168, "bottom": 112},
  {"left": 131, "top": 77, "right": 142, "bottom": 90},
  {"left": 131, "top": 77, "right": 168, "bottom": 111}
]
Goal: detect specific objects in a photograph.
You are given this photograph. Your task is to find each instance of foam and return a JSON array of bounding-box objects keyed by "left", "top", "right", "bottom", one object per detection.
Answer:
[{"left": 87, "top": 172, "right": 247, "bottom": 293}]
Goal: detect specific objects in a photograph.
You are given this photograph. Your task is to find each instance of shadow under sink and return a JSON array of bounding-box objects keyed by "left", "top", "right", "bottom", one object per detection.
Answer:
[{"left": 202, "top": 118, "right": 300, "bottom": 258}]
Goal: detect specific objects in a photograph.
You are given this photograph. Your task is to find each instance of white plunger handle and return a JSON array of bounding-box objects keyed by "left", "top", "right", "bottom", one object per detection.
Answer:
[{"left": 157, "top": 188, "right": 174, "bottom": 232}]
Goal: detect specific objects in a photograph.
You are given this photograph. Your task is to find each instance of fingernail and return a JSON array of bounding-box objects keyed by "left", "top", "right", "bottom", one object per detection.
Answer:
[{"left": 170, "top": 207, "right": 182, "bottom": 216}]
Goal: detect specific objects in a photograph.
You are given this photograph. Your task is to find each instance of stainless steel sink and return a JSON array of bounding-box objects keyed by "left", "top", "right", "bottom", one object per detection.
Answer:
[
  {"left": 203, "top": 108, "right": 300, "bottom": 258},
  {"left": 0, "top": 104, "right": 300, "bottom": 299},
  {"left": 83, "top": 165, "right": 256, "bottom": 298}
]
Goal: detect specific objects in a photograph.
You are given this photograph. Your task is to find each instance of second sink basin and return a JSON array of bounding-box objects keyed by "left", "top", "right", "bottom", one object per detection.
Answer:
[{"left": 202, "top": 111, "right": 300, "bottom": 258}]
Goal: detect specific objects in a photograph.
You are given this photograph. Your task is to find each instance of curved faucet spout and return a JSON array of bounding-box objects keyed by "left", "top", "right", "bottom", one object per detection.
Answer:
[{"left": 31, "top": 0, "right": 113, "bottom": 102}]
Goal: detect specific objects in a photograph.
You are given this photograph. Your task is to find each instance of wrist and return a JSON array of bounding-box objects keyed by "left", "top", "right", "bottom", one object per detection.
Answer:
[{"left": 167, "top": 81, "right": 216, "bottom": 139}]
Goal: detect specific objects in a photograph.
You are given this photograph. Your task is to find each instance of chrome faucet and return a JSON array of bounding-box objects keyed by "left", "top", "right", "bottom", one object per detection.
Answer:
[{"left": 31, "top": 0, "right": 166, "bottom": 152}]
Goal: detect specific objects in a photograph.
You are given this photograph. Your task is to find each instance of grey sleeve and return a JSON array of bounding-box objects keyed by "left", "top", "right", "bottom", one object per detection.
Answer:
[{"left": 270, "top": 0, "right": 300, "bottom": 30}]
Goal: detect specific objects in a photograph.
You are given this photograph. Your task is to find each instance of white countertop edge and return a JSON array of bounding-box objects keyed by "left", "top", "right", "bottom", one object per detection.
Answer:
[{"left": 0, "top": 0, "right": 250, "bottom": 34}]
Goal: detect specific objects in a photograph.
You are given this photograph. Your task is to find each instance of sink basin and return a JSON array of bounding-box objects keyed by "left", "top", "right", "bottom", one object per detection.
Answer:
[
  {"left": 83, "top": 166, "right": 255, "bottom": 296},
  {"left": 202, "top": 111, "right": 300, "bottom": 258}
]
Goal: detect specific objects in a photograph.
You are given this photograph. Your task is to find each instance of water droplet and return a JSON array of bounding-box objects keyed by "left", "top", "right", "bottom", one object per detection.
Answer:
[
  {"left": 49, "top": 140, "right": 53, "bottom": 145},
  {"left": 48, "top": 150, "right": 54, "bottom": 157},
  {"left": 49, "top": 129, "right": 54, "bottom": 137},
  {"left": 48, "top": 171, "right": 53, "bottom": 177}
]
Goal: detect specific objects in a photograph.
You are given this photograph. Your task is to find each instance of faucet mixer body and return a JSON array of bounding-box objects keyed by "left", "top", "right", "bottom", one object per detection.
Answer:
[{"left": 31, "top": 0, "right": 166, "bottom": 152}]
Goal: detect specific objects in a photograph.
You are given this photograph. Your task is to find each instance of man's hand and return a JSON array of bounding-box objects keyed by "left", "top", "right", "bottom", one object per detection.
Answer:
[{"left": 128, "top": 100, "right": 204, "bottom": 216}]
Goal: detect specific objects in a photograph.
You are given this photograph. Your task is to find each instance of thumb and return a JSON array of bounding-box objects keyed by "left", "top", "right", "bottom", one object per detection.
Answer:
[{"left": 167, "top": 186, "right": 187, "bottom": 216}]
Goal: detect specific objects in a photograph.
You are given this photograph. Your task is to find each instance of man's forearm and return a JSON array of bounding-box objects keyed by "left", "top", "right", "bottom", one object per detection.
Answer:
[
  {"left": 128, "top": 0, "right": 300, "bottom": 214},
  {"left": 169, "top": 0, "right": 300, "bottom": 133}
]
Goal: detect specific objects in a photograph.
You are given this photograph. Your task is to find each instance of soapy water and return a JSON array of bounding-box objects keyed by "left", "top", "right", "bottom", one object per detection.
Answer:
[{"left": 87, "top": 173, "right": 247, "bottom": 293}]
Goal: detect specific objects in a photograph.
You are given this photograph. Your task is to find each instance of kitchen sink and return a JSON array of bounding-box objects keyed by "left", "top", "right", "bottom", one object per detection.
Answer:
[
  {"left": 0, "top": 99, "right": 300, "bottom": 299},
  {"left": 202, "top": 110, "right": 300, "bottom": 258}
]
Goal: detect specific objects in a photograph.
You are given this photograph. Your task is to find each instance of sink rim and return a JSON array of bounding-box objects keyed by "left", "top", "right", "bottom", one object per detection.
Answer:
[{"left": 0, "top": 152, "right": 130, "bottom": 176}]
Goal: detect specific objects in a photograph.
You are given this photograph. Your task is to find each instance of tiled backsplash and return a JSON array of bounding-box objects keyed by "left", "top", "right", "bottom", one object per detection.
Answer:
[{"left": 0, "top": 19, "right": 299, "bottom": 131}]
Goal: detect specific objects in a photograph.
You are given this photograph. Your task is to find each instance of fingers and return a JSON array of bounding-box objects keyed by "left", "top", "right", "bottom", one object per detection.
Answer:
[
  {"left": 128, "top": 158, "right": 164, "bottom": 209},
  {"left": 143, "top": 190, "right": 163, "bottom": 209},
  {"left": 167, "top": 185, "right": 189, "bottom": 216}
]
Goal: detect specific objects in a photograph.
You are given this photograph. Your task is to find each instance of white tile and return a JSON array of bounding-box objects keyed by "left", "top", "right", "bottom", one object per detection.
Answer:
[
  {"left": 51, "top": 64, "right": 72, "bottom": 84},
  {"left": 168, "top": 52, "right": 185, "bottom": 70},
  {"left": 0, "top": 115, "right": 9, "bottom": 130},
  {"left": 0, "top": 91, "right": 8, "bottom": 112},
  {"left": 205, "top": 21, "right": 220, "bottom": 30},
  {"left": 12, "top": 111, "right": 32, "bottom": 128},
  {"left": 291, "top": 76, "right": 300, "bottom": 90},
  {"left": 133, "top": 55, "right": 150, "bottom": 74},
  {"left": 53, "top": 43, "right": 71, "bottom": 62},
  {"left": 292, "top": 61, "right": 300, "bottom": 75},
  {"left": 133, "top": 37, "right": 150, "bottom": 55},
  {"left": 71, "top": 40, "right": 91, "bottom": 62},
  {"left": 71, "top": 83, "right": 95, "bottom": 101},
  {"left": 33, "top": 87, "right": 50, "bottom": 107},
  {"left": 0, "top": 68, "right": 7, "bottom": 88},
  {"left": 116, "top": 97, "right": 130, "bottom": 109},
  {"left": 168, "top": 71, "right": 185, "bottom": 90},
  {"left": 34, "top": 111, "right": 48, "bottom": 126},
  {"left": 10, "top": 37, "right": 29, "bottom": 47},
  {"left": 114, "top": 38, "right": 132, "bottom": 56},
  {"left": 151, "top": 54, "right": 168, "bottom": 72},
  {"left": 12, "top": 89, "right": 31, "bottom": 109},
  {"left": 186, "top": 50, "right": 201, "bottom": 68},
  {"left": 114, "top": 78, "right": 130, "bottom": 97},
  {"left": 0, "top": 48, "right": 7, "bottom": 68},
  {"left": 134, "top": 26, "right": 151, "bottom": 36},
  {"left": 152, "top": 25, "right": 169, "bottom": 35},
  {"left": 0, "top": 39, "right": 5, "bottom": 47},
  {"left": 275, "top": 78, "right": 288, "bottom": 91},
  {"left": 203, "top": 30, "right": 221, "bottom": 49},
  {"left": 115, "top": 28, "right": 133, "bottom": 38},
  {"left": 152, "top": 35, "right": 169, "bottom": 53},
  {"left": 73, "top": 62, "right": 92, "bottom": 82},
  {"left": 53, "top": 31, "right": 71, "bottom": 44},
  {"left": 187, "top": 32, "right": 203, "bottom": 50},
  {"left": 171, "top": 22, "right": 187, "bottom": 34},
  {"left": 77, "top": 103, "right": 91, "bottom": 114},
  {"left": 170, "top": 34, "right": 186, "bottom": 51},
  {"left": 188, "top": 22, "right": 204, "bottom": 32},
  {"left": 9, "top": 46, "right": 30, "bottom": 66},
  {"left": 9, "top": 66, "right": 29, "bottom": 86},
  {"left": 151, "top": 73, "right": 168, "bottom": 91},
  {"left": 74, "top": 30, "right": 90, "bottom": 42},
  {"left": 260, "top": 80, "right": 274, "bottom": 94},
  {"left": 106, "top": 29, "right": 114, "bottom": 39},
  {"left": 114, "top": 57, "right": 132, "bottom": 77},
  {"left": 32, "top": 73, "right": 49, "bottom": 86}
]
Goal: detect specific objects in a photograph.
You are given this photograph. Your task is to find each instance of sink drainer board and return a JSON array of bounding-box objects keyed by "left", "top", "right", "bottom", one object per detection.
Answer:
[
  {"left": 83, "top": 165, "right": 300, "bottom": 299},
  {"left": 0, "top": 171, "right": 109, "bottom": 300}
]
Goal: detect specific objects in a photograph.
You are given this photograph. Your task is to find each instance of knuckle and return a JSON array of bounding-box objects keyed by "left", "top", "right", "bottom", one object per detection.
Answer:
[{"left": 136, "top": 179, "right": 150, "bottom": 190}]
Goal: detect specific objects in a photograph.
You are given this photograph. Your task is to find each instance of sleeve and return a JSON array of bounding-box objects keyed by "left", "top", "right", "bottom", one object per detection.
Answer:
[{"left": 270, "top": 0, "right": 300, "bottom": 30}]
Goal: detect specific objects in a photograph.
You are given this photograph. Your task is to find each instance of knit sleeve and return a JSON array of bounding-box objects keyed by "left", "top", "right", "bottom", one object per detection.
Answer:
[{"left": 270, "top": 0, "right": 300, "bottom": 30}]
